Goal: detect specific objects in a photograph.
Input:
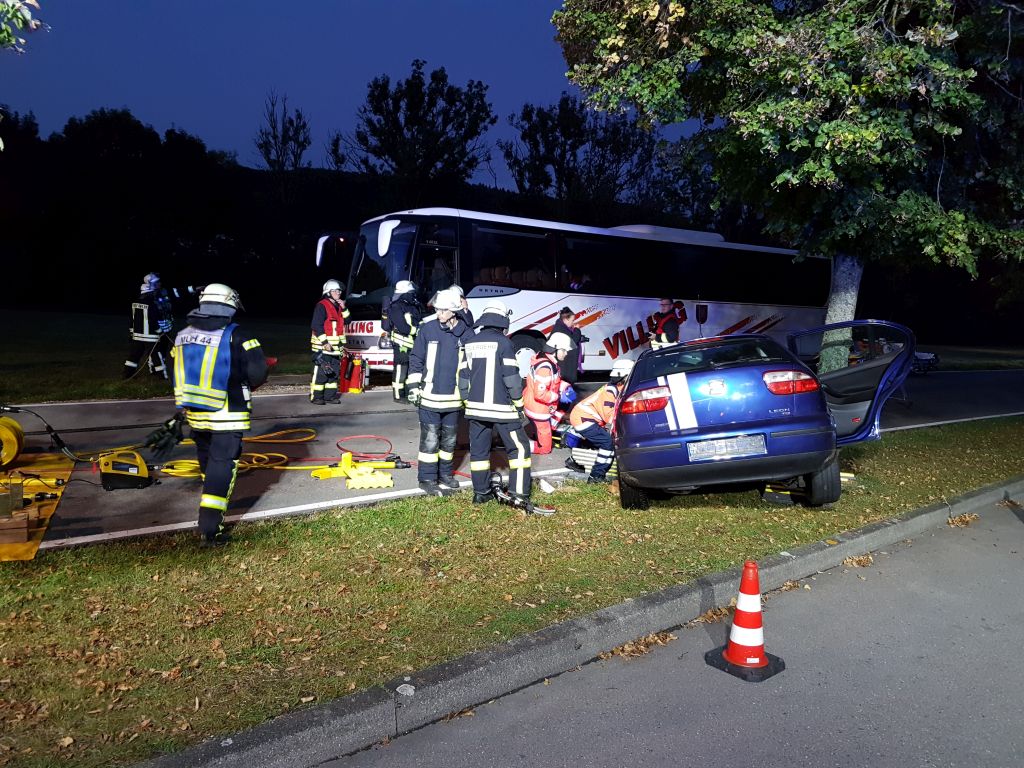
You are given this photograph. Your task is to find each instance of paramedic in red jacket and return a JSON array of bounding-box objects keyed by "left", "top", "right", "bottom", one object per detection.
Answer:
[{"left": 523, "top": 332, "right": 577, "bottom": 455}]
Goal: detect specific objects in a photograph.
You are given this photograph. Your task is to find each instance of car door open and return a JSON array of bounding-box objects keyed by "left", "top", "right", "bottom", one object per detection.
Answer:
[{"left": 787, "top": 320, "right": 915, "bottom": 446}]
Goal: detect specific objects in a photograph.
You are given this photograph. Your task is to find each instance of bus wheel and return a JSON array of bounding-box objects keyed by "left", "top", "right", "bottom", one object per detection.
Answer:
[{"left": 511, "top": 334, "right": 543, "bottom": 379}]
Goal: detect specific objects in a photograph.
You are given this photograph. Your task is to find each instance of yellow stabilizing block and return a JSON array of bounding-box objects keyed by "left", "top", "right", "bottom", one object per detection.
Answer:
[
  {"left": 310, "top": 452, "right": 394, "bottom": 488},
  {"left": 344, "top": 466, "right": 394, "bottom": 490}
]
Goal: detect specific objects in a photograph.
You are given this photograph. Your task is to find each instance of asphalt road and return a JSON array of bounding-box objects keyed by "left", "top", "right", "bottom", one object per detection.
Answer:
[
  {"left": 327, "top": 498, "right": 1024, "bottom": 768},
  {"left": 5, "top": 370, "right": 1023, "bottom": 546}
]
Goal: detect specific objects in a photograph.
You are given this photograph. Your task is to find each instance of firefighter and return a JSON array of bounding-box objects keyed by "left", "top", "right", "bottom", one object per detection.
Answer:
[
  {"left": 524, "top": 331, "right": 577, "bottom": 455},
  {"left": 649, "top": 298, "right": 686, "bottom": 350},
  {"left": 407, "top": 288, "right": 468, "bottom": 496},
  {"left": 459, "top": 299, "right": 532, "bottom": 504},
  {"left": 384, "top": 280, "right": 423, "bottom": 402},
  {"left": 169, "top": 283, "right": 268, "bottom": 546},
  {"left": 310, "top": 279, "right": 349, "bottom": 404},
  {"left": 123, "top": 272, "right": 176, "bottom": 379},
  {"left": 568, "top": 358, "right": 634, "bottom": 483}
]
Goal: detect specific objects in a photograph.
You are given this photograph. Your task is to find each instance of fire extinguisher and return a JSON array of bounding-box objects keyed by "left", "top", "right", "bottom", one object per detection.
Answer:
[{"left": 345, "top": 354, "right": 364, "bottom": 394}]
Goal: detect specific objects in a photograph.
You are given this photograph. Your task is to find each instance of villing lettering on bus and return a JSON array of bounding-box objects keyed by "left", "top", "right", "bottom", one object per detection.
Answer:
[{"left": 602, "top": 314, "right": 663, "bottom": 359}]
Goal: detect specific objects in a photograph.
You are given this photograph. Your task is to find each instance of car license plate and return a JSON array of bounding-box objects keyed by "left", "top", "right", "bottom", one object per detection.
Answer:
[{"left": 686, "top": 434, "right": 767, "bottom": 462}]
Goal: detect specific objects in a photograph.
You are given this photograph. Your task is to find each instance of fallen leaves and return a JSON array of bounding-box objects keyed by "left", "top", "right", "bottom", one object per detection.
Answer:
[
  {"left": 843, "top": 554, "right": 874, "bottom": 568},
  {"left": 947, "top": 512, "right": 979, "bottom": 528},
  {"left": 599, "top": 631, "right": 677, "bottom": 660}
]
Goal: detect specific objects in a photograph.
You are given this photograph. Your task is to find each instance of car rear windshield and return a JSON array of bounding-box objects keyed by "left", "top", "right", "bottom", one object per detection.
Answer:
[{"left": 634, "top": 338, "right": 792, "bottom": 380}]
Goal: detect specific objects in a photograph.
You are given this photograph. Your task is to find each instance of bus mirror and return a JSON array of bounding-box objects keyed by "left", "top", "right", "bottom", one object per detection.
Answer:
[
  {"left": 378, "top": 220, "right": 401, "bottom": 256},
  {"left": 315, "top": 235, "right": 330, "bottom": 267},
  {"left": 696, "top": 304, "right": 709, "bottom": 325}
]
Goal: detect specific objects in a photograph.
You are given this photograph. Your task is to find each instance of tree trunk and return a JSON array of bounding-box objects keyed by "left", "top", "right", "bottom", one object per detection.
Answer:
[{"left": 819, "top": 251, "right": 864, "bottom": 373}]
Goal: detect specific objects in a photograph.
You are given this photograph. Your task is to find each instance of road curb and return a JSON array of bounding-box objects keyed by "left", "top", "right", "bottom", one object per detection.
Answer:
[{"left": 139, "top": 474, "right": 1024, "bottom": 768}]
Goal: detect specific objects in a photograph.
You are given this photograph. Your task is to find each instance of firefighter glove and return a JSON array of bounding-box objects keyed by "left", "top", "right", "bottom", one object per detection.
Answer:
[
  {"left": 517, "top": 408, "right": 530, "bottom": 428},
  {"left": 407, "top": 387, "right": 422, "bottom": 407},
  {"left": 145, "top": 412, "right": 186, "bottom": 461}
]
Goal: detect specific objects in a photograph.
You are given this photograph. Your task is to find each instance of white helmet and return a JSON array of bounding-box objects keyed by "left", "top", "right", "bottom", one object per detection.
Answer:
[
  {"left": 140, "top": 272, "right": 161, "bottom": 293},
  {"left": 609, "top": 359, "right": 634, "bottom": 380},
  {"left": 432, "top": 288, "right": 463, "bottom": 312},
  {"left": 322, "top": 279, "right": 344, "bottom": 295},
  {"left": 448, "top": 284, "right": 465, "bottom": 297},
  {"left": 198, "top": 283, "right": 243, "bottom": 310},
  {"left": 394, "top": 280, "right": 416, "bottom": 295},
  {"left": 480, "top": 299, "right": 510, "bottom": 319},
  {"left": 545, "top": 331, "right": 575, "bottom": 353}
]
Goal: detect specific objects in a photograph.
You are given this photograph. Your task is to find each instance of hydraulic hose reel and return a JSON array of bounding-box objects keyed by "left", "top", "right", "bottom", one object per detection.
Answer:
[{"left": 0, "top": 417, "right": 24, "bottom": 470}]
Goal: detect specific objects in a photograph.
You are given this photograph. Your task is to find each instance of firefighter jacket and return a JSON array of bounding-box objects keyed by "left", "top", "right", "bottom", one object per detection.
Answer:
[
  {"left": 570, "top": 382, "right": 621, "bottom": 429},
  {"left": 130, "top": 291, "right": 174, "bottom": 342},
  {"left": 172, "top": 312, "right": 269, "bottom": 432},
  {"left": 310, "top": 298, "right": 350, "bottom": 355},
  {"left": 523, "top": 352, "right": 567, "bottom": 421},
  {"left": 407, "top": 314, "right": 468, "bottom": 412},
  {"left": 650, "top": 309, "right": 683, "bottom": 350},
  {"left": 459, "top": 315, "right": 524, "bottom": 423},
  {"left": 385, "top": 293, "right": 423, "bottom": 352}
]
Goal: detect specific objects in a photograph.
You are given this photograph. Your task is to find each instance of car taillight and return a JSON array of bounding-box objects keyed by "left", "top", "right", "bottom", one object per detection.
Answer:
[
  {"left": 762, "top": 370, "right": 819, "bottom": 395},
  {"left": 620, "top": 386, "right": 671, "bottom": 414}
]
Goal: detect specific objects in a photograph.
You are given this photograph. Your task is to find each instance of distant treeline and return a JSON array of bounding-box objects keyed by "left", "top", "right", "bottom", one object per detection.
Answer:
[{"left": 0, "top": 105, "right": 1016, "bottom": 343}]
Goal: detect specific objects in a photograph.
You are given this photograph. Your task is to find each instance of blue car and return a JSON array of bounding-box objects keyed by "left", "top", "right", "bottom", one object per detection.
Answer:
[{"left": 613, "top": 320, "right": 915, "bottom": 509}]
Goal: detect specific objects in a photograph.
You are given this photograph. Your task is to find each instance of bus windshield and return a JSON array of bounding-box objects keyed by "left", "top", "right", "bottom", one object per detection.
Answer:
[{"left": 347, "top": 219, "right": 417, "bottom": 319}]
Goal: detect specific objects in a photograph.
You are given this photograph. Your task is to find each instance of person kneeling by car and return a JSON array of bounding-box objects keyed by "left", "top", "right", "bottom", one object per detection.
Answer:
[
  {"left": 567, "top": 359, "right": 634, "bottom": 484},
  {"left": 524, "top": 332, "right": 577, "bottom": 455},
  {"left": 407, "top": 288, "right": 469, "bottom": 496}
]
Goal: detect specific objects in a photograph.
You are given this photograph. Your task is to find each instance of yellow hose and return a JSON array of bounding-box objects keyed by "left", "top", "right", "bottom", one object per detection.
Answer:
[{"left": 159, "top": 428, "right": 329, "bottom": 478}]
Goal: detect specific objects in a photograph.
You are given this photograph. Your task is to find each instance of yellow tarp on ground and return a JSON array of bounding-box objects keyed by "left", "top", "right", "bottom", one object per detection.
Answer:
[{"left": 0, "top": 451, "right": 75, "bottom": 562}]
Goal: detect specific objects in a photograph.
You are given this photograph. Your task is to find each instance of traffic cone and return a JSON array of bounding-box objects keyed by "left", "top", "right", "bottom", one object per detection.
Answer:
[{"left": 705, "top": 560, "right": 785, "bottom": 682}]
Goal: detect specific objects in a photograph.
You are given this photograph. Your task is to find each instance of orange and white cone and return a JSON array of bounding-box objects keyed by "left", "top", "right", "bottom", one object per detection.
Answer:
[{"left": 705, "top": 560, "right": 785, "bottom": 682}]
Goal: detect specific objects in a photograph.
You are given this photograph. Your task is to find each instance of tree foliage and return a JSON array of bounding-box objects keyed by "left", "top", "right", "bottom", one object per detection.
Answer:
[
  {"left": 498, "top": 93, "right": 658, "bottom": 212},
  {"left": 554, "top": 0, "right": 1024, "bottom": 319},
  {"left": 254, "top": 91, "right": 312, "bottom": 172},
  {"left": 329, "top": 59, "right": 497, "bottom": 192},
  {"left": 0, "top": 0, "right": 42, "bottom": 53}
]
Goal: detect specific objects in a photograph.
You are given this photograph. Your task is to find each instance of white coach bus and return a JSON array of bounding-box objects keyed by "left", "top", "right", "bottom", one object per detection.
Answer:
[{"left": 317, "top": 208, "right": 830, "bottom": 375}]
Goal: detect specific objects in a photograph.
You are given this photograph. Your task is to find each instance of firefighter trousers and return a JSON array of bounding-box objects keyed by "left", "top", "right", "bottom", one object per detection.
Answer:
[
  {"left": 391, "top": 346, "right": 412, "bottom": 401},
  {"left": 192, "top": 430, "right": 242, "bottom": 539},
  {"left": 417, "top": 409, "right": 459, "bottom": 483},
  {"left": 576, "top": 422, "right": 615, "bottom": 479},
  {"left": 468, "top": 420, "right": 532, "bottom": 498},
  {"left": 123, "top": 335, "right": 172, "bottom": 379},
  {"left": 310, "top": 352, "right": 341, "bottom": 402}
]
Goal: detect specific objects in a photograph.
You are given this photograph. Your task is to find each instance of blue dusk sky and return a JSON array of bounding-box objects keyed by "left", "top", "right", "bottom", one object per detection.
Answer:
[{"left": 2, "top": 1, "right": 576, "bottom": 180}]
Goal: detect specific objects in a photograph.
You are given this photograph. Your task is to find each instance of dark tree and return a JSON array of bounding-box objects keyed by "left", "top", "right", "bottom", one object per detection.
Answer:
[
  {"left": 329, "top": 59, "right": 497, "bottom": 193},
  {"left": 498, "top": 94, "right": 657, "bottom": 213},
  {"left": 254, "top": 91, "right": 312, "bottom": 172}
]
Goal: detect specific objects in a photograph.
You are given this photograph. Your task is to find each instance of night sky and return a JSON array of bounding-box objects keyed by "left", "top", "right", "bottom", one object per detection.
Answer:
[{"left": 3, "top": 1, "right": 573, "bottom": 182}]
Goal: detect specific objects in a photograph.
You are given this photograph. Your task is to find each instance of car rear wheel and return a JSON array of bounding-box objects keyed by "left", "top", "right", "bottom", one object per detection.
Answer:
[
  {"left": 804, "top": 457, "right": 841, "bottom": 506},
  {"left": 618, "top": 478, "right": 651, "bottom": 510}
]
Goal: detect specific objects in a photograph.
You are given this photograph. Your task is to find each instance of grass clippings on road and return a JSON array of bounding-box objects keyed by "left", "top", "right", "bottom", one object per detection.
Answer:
[{"left": 1, "top": 418, "right": 1023, "bottom": 767}]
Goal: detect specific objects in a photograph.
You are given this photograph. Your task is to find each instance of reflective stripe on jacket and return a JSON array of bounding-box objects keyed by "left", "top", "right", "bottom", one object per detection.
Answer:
[
  {"left": 387, "top": 295, "right": 422, "bottom": 351},
  {"left": 523, "top": 353, "right": 564, "bottom": 420},
  {"left": 310, "top": 298, "right": 350, "bottom": 353},
  {"left": 570, "top": 383, "right": 619, "bottom": 429},
  {"left": 407, "top": 314, "right": 466, "bottom": 412},
  {"left": 459, "top": 325, "right": 523, "bottom": 422}
]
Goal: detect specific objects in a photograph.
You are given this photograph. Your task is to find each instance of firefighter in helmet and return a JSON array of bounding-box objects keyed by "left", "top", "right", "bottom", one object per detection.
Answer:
[
  {"left": 310, "top": 279, "right": 349, "bottom": 404},
  {"left": 164, "top": 283, "right": 268, "bottom": 546},
  {"left": 123, "top": 272, "right": 176, "bottom": 379},
  {"left": 407, "top": 288, "right": 469, "bottom": 496},
  {"left": 567, "top": 358, "right": 634, "bottom": 483},
  {"left": 458, "top": 299, "right": 533, "bottom": 504},
  {"left": 384, "top": 280, "right": 423, "bottom": 402},
  {"left": 523, "top": 331, "right": 577, "bottom": 455}
]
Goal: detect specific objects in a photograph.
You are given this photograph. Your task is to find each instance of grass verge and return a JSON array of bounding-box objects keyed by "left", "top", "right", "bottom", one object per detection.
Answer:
[
  {"left": 1, "top": 417, "right": 1023, "bottom": 766},
  {"left": 0, "top": 311, "right": 310, "bottom": 404}
]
